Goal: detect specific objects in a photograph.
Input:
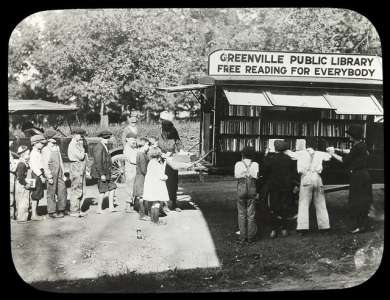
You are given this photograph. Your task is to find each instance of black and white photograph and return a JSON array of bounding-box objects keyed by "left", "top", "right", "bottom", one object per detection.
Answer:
[{"left": 8, "top": 8, "right": 384, "bottom": 292}]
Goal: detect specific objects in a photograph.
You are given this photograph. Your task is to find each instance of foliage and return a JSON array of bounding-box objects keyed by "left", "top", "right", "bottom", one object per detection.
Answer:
[{"left": 8, "top": 8, "right": 381, "bottom": 120}]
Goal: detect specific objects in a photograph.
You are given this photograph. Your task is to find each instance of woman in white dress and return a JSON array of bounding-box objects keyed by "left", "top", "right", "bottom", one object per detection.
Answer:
[{"left": 143, "top": 147, "right": 170, "bottom": 218}]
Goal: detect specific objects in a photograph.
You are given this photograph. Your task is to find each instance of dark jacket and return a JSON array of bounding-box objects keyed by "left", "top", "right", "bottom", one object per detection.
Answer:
[
  {"left": 260, "top": 152, "right": 299, "bottom": 191},
  {"left": 91, "top": 142, "right": 112, "bottom": 179}
]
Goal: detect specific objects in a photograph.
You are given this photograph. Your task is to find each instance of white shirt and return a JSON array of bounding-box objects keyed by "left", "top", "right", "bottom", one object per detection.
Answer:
[
  {"left": 287, "top": 148, "right": 331, "bottom": 175},
  {"left": 124, "top": 143, "right": 137, "bottom": 164},
  {"left": 234, "top": 159, "right": 259, "bottom": 179},
  {"left": 29, "top": 148, "right": 44, "bottom": 176}
]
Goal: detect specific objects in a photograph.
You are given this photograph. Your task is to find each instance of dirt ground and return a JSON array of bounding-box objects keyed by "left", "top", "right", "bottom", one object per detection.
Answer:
[{"left": 10, "top": 177, "right": 384, "bottom": 292}]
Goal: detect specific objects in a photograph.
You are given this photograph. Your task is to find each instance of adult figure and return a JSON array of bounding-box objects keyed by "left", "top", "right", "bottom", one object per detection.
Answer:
[
  {"left": 68, "top": 127, "right": 88, "bottom": 217},
  {"left": 158, "top": 112, "right": 183, "bottom": 212},
  {"left": 328, "top": 124, "right": 373, "bottom": 234},
  {"left": 9, "top": 131, "right": 17, "bottom": 220},
  {"left": 91, "top": 130, "right": 118, "bottom": 213},
  {"left": 42, "top": 129, "right": 67, "bottom": 218},
  {"left": 121, "top": 113, "right": 138, "bottom": 147},
  {"left": 29, "top": 134, "right": 47, "bottom": 221}
]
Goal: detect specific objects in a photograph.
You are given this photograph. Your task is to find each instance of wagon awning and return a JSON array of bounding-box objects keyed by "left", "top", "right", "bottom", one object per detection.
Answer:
[
  {"left": 8, "top": 99, "right": 78, "bottom": 114},
  {"left": 157, "top": 83, "right": 213, "bottom": 93},
  {"left": 265, "top": 91, "right": 333, "bottom": 109},
  {"left": 323, "top": 94, "right": 383, "bottom": 115},
  {"left": 223, "top": 89, "right": 273, "bottom": 106}
]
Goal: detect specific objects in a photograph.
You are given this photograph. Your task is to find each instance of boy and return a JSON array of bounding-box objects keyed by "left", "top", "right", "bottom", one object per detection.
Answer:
[
  {"left": 68, "top": 127, "right": 88, "bottom": 217},
  {"left": 14, "top": 146, "right": 32, "bottom": 223},
  {"left": 124, "top": 132, "right": 138, "bottom": 212},
  {"left": 261, "top": 140, "right": 299, "bottom": 238},
  {"left": 286, "top": 138, "right": 331, "bottom": 234},
  {"left": 234, "top": 146, "right": 258, "bottom": 243},
  {"left": 42, "top": 129, "right": 67, "bottom": 218},
  {"left": 29, "top": 134, "right": 47, "bottom": 221},
  {"left": 91, "top": 130, "right": 118, "bottom": 214},
  {"left": 133, "top": 138, "right": 150, "bottom": 220}
]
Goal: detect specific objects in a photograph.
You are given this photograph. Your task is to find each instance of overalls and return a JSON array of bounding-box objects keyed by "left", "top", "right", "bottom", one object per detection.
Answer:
[{"left": 15, "top": 161, "right": 31, "bottom": 222}]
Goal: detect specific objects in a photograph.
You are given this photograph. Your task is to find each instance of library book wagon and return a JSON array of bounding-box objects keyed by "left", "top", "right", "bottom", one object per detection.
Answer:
[{"left": 158, "top": 49, "right": 383, "bottom": 184}]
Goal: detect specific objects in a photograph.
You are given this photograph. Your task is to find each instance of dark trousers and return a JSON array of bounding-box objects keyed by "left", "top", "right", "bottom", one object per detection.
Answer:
[
  {"left": 349, "top": 170, "right": 373, "bottom": 230},
  {"left": 268, "top": 190, "right": 290, "bottom": 230},
  {"left": 165, "top": 164, "right": 178, "bottom": 209}
]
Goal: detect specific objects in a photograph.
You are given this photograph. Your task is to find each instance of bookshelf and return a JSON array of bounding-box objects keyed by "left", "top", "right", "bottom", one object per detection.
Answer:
[{"left": 216, "top": 102, "right": 368, "bottom": 158}]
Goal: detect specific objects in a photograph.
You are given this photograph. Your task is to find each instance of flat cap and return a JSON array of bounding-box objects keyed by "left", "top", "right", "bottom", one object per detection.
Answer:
[
  {"left": 72, "top": 127, "right": 87, "bottom": 135},
  {"left": 346, "top": 124, "right": 364, "bottom": 140},
  {"left": 31, "top": 134, "right": 47, "bottom": 145},
  {"left": 43, "top": 129, "right": 58, "bottom": 140},
  {"left": 274, "top": 140, "right": 289, "bottom": 152},
  {"left": 97, "top": 129, "right": 113, "bottom": 138}
]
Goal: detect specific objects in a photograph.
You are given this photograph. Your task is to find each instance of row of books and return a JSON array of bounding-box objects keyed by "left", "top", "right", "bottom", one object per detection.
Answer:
[
  {"left": 220, "top": 119, "right": 261, "bottom": 134},
  {"left": 260, "top": 120, "right": 319, "bottom": 136},
  {"left": 320, "top": 111, "right": 367, "bottom": 120},
  {"left": 320, "top": 123, "right": 366, "bottom": 138},
  {"left": 219, "top": 119, "right": 366, "bottom": 138},
  {"left": 226, "top": 105, "right": 262, "bottom": 117},
  {"left": 219, "top": 137, "right": 352, "bottom": 153}
]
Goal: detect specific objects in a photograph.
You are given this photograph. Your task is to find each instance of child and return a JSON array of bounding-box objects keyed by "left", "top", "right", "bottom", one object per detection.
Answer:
[
  {"left": 286, "top": 138, "right": 331, "bottom": 234},
  {"left": 234, "top": 146, "right": 258, "bottom": 243},
  {"left": 133, "top": 138, "right": 150, "bottom": 220},
  {"left": 123, "top": 132, "right": 138, "bottom": 212},
  {"left": 142, "top": 146, "right": 170, "bottom": 223},
  {"left": 14, "top": 146, "right": 32, "bottom": 223},
  {"left": 261, "top": 140, "right": 299, "bottom": 238},
  {"left": 29, "top": 134, "right": 47, "bottom": 221},
  {"left": 91, "top": 130, "right": 118, "bottom": 214},
  {"left": 42, "top": 129, "right": 67, "bottom": 218}
]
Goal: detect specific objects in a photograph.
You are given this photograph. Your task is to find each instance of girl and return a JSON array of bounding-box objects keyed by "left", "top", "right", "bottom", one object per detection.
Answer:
[
  {"left": 142, "top": 147, "right": 170, "bottom": 222},
  {"left": 14, "top": 146, "right": 32, "bottom": 223}
]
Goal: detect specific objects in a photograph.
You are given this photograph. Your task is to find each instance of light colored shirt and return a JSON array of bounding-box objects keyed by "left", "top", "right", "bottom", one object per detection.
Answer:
[
  {"left": 121, "top": 125, "right": 138, "bottom": 146},
  {"left": 41, "top": 143, "right": 65, "bottom": 179},
  {"left": 287, "top": 148, "right": 331, "bottom": 175},
  {"left": 29, "top": 148, "right": 44, "bottom": 176},
  {"left": 234, "top": 159, "right": 259, "bottom": 179},
  {"left": 68, "top": 136, "right": 86, "bottom": 162}
]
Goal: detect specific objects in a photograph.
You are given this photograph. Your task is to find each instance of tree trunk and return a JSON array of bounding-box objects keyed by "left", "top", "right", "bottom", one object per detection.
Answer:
[
  {"left": 100, "top": 100, "right": 109, "bottom": 128},
  {"left": 146, "top": 109, "right": 151, "bottom": 124}
]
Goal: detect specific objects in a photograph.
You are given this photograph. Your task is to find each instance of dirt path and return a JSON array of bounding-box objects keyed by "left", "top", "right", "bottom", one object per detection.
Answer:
[{"left": 11, "top": 180, "right": 384, "bottom": 292}]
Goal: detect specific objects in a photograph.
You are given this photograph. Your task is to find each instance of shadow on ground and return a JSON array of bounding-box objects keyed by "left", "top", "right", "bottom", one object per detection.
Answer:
[{"left": 29, "top": 180, "right": 384, "bottom": 292}]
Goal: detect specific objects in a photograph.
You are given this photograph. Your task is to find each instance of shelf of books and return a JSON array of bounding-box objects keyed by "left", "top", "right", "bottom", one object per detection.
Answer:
[{"left": 217, "top": 104, "right": 367, "bottom": 154}]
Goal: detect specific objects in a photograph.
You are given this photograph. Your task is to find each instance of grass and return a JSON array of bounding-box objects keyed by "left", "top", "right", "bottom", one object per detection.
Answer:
[{"left": 11, "top": 120, "right": 200, "bottom": 151}]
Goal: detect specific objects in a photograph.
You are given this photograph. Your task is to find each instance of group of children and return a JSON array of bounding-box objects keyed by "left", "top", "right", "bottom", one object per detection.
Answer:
[
  {"left": 10, "top": 127, "right": 90, "bottom": 223},
  {"left": 234, "top": 128, "right": 372, "bottom": 243}
]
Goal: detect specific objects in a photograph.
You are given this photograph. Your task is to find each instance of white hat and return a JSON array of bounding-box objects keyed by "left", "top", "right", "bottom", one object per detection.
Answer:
[
  {"left": 160, "top": 111, "right": 174, "bottom": 122},
  {"left": 295, "top": 139, "right": 306, "bottom": 151}
]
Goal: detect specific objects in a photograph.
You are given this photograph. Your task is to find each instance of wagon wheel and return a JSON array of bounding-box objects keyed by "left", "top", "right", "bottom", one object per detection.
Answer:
[{"left": 111, "top": 154, "right": 127, "bottom": 184}]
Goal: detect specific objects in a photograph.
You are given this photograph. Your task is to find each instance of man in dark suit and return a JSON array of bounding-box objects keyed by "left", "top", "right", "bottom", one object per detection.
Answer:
[{"left": 91, "top": 130, "right": 118, "bottom": 214}]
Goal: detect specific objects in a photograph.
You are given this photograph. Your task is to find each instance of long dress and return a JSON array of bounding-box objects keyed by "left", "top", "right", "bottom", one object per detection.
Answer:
[
  {"left": 343, "top": 141, "right": 373, "bottom": 229},
  {"left": 143, "top": 159, "right": 170, "bottom": 202}
]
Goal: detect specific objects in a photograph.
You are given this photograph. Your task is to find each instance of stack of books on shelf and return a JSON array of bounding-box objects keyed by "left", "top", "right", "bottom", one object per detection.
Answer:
[
  {"left": 219, "top": 137, "right": 266, "bottom": 152},
  {"left": 320, "top": 123, "right": 348, "bottom": 137},
  {"left": 219, "top": 119, "right": 261, "bottom": 135},
  {"left": 260, "top": 120, "right": 319, "bottom": 137},
  {"left": 226, "top": 105, "right": 262, "bottom": 117},
  {"left": 320, "top": 111, "right": 367, "bottom": 120}
]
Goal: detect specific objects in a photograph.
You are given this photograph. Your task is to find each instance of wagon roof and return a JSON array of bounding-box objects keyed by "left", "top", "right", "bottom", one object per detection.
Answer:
[{"left": 8, "top": 99, "right": 77, "bottom": 114}]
